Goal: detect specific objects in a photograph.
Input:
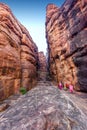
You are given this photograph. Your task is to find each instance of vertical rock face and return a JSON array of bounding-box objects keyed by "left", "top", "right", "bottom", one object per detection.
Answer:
[
  {"left": 38, "top": 52, "right": 47, "bottom": 71},
  {"left": 46, "top": 0, "right": 87, "bottom": 91},
  {"left": 0, "top": 3, "right": 38, "bottom": 101},
  {"left": 38, "top": 52, "right": 47, "bottom": 80}
]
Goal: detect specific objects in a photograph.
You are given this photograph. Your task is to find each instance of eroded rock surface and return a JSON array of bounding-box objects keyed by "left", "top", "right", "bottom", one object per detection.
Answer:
[
  {"left": 38, "top": 52, "right": 47, "bottom": 71},
  {"left": 0, "top": 81, "right": 87, "bottom": 130},
  {"left": 46, "top": 0, "right": 87, "bottom": 91},
  {"left": 0, "top": 3, "right": 38, "bottom": 101},
  {"left": 38, "top": 52, "right": 47, "bottom": 81}
]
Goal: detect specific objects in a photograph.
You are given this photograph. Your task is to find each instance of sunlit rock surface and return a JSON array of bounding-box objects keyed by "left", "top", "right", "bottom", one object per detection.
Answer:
[
  {"left": 0, "top": 3, "right": 38, "bottom": 100},
  {"left": 46, "top": 0, "right": 87, "bottom": 91},
  {"left": 0, "top": 82, "right": 87, "bottom": 130}
]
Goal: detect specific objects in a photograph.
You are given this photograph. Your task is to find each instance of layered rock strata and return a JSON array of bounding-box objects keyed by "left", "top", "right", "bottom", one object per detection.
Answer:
[
  {"left": 38, "top": 52, "right": 47, "bottom": 71},
  {"left": 0, "top": 3, "right": 38, "bottom": 100},
  {"left": 38, "top": 52, "right": 47, "bottom": 80},
  {"left": 46, "top": 0, "right": 87, "bottom": 91}
]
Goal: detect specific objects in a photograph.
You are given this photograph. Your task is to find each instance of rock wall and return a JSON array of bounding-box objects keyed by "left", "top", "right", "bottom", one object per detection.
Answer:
[
  {"left": 0, "top": 3, "right": 38, "bottom": 100},
  {"left": 38, "top": 52, "right": 47, "bottom": 71},
  {"left": 38, "top": 52, "right": 47, "bottom": 80},
  {"left": 46, "top": 0, "right": 87, "bottom": 91}
]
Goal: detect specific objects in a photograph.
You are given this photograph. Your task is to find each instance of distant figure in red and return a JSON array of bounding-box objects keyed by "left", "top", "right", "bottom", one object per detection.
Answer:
[
  {"left": 58, "top": 82, "right": 63, "bottom": 90},
  {"left": 69, "top": 85, "right": 74, "bottom": 93},
  {"left": 64, "top": 83, "right": 69, "bottom": 90}
]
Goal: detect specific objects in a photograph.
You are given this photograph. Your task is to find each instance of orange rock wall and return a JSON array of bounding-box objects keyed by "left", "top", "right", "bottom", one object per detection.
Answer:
[
  {"left": 38, "top": 52, "right": 47, "bottom": 71},
  {"left": 46, "top": 0, "right": 87, "bottom": 91},
  {"left": 0, "top": 3, "right": 38, "bottom": 100}
]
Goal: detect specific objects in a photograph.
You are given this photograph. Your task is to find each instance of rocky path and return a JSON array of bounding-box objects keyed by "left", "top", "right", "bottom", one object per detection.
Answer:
[
  {"left": 0, "top": 73, "right": 87, "bottom": 130},
  {"left": 62, "top": 90, "right": 87, "bottom": 116}
]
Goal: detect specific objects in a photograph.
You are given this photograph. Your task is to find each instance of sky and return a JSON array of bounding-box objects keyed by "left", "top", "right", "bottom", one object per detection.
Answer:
[{"left": 0, "top": 0, "right": 65, "bottom": 55}]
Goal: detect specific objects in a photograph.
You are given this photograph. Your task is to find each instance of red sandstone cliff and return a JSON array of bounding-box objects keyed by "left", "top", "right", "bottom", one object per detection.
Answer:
[
  {"left": 46, "top": 0, "right": 87, "bottom": 91},
  {"left": 38, "top": 52, "right": 47, "bottom": 80},
  {"left": 38, "top": 52, "right": 47, "bottom": 71},
  {"left": 0, "top": 3, "right": 38, "bottom": 100}
]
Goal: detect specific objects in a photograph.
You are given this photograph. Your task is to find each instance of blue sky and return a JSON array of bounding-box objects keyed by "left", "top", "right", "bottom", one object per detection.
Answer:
[{"left": 0, "top": 0, "right": 65, "bottom": 54}]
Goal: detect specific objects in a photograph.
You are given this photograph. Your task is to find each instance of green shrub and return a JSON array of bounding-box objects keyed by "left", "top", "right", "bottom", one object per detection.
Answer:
[{"left": 20, "top": 87, "right": 27, "bottom": 95}]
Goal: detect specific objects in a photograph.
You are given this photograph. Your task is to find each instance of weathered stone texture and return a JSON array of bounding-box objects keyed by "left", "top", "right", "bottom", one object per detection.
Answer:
[
  {"left": 38, "top": 52, "right": 47, "bottom": 71},
  {"left": 46, "top": 0, "right": 87, "bottom": 91},
  {"left": 0, "top": 82, "right": 87, "bottom": 130},
  {"left": 38, "top": 52, "right": 47, "bottom": 80},
  {"left": 0, "top": 3, "right": 38, "bottom": 100}
]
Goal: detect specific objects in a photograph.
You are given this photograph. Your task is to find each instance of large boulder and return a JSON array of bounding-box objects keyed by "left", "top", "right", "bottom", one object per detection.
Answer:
[
  {"left": 46, "top": 0, "right": 87, "bottom": 91},
  {"left": 0, "top": 3, "right": 38, "bottom": 101},
  {"left": 0, "top": 83, "right": 87, "bottom": 129}
]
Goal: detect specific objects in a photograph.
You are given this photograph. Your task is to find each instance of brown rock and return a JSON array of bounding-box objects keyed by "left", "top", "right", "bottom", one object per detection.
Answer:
[
  {"left": 0, "top": 3, "right": 38, "bottom": 101},
  {"left": 38, "top": 52, "right": 47, "bottom": 80},
  {"left": 46, "top": 0, "right": 87, "bottom": 91},
  {"left": 0, "top": 103, "right": 9, "bottom": 112},
  {"left": 38, "top": 52, "right": 47, "bottom": 71}
]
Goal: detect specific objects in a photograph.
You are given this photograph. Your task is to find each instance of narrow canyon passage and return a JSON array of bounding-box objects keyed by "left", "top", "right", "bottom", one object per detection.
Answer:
[
  {"left": 0, "top": 52, "right": 87, "bottom": 130},
  {"left": 37, "top": 52, "right": 87, "bottom": 118},
  {"left": 0, "top": 1, "right": 87, "bottom": 129},
  {"left": 0, "top": 70, "right": 87, "bottom": 129}
]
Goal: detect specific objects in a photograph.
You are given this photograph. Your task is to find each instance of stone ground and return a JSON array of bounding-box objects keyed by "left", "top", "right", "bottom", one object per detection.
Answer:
[
  {"left": 62, "top": 89, "right": 87, "bottom": 116},
  {"left": 0, "top": 72, "right": 87, "bottom": 130}
]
